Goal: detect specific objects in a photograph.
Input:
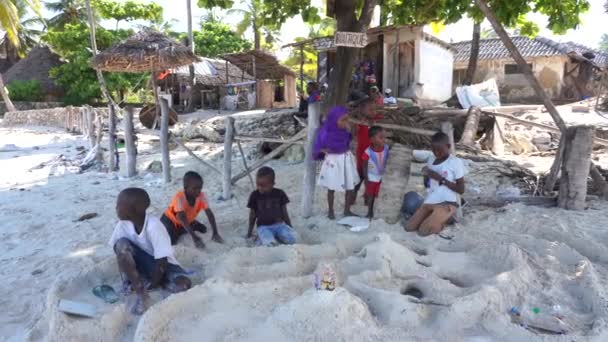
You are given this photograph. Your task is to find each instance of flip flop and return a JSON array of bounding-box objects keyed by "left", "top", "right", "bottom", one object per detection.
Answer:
[{"left": 92, "top": 284, "right": 119, "bottom": 304}]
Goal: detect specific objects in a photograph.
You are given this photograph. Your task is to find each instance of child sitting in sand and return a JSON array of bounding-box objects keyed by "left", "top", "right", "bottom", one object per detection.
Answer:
[
  {"left": 161, "top": 171, "right": 223, "bottom": 248},
  {"left": 109, "top": 188, "right": 192, "bottom": 315},
  {"left": 315, "top": 105, "right": 360, "bottom": 219},
  {"left": 247, "top": 166, "right": 296, "bottom": 246},
  {"left": 361, "top": 126, "right": 388, "bottom": 218},
  {"left": 405, "top": 132, "right": 465, "bottom": 236}
]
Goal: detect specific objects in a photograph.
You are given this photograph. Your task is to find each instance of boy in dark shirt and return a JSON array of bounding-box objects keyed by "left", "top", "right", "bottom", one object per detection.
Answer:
[{"left": 247, "top": 167, "right": 296, "bottom": 246}]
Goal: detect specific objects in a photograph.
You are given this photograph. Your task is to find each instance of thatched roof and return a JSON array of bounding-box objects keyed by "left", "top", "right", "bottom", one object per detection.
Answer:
[
  {"left": 3, "top": 46, "right": 64, "bottom": 95},
  {"left": 221, "top": 50, "right": 295, "bottom": 80},
  {"left": 92, "top": 31, "right": 199, "bottom": 73},
  {"left": 170, "top": 57, "right": 254, "bottom": 86}
]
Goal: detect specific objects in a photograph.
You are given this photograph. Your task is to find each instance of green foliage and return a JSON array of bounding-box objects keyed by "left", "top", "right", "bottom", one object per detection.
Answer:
[
  {"left": 600, "top": 34, "right": 608, "bottom": 52},
  {"left": 191, "top": 22, "right": 251, "bottom": 57},
  {"left": 6, "top": 80, "right": 43, "bottom": 101},
  {"left": 43, "top": 23, "right": 145, "bottom": 104},
  {"left": 95, "top": 0, "right": 163, "bottom": 26},
  {"left": 45, "top": 0, "right": 88, "bottom": 28}
]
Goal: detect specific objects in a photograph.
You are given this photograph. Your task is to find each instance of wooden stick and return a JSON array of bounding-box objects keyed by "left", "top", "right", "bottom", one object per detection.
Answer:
[
  {"left": 231, "top": 116, "right": 255, "bottom": 189},
  {"left": 349, "top": 118, "right": 435, "bottom": 136},
  {"left": 124, "top": 106, "right": 137, "bottom": 178},
  {"left": 171, "top": 136, "right": 223, "bottom": 175},
  {"left": 234, "top": 135, "right": 305, "bottom": 144},
  {"left": 301, "top": 102, "right": 320, "bottom": 218},
  {"left": 231, "top": 128, "right": 308, "bottom": 184},
  {"left": 159, "top": 98, "right": 171, "bottom": 183},
  {"left": 223, "top": 116, "right": 235, "bottom": 200}
]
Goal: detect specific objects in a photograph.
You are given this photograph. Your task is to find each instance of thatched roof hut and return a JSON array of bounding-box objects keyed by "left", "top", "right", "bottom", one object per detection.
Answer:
[
  {"left": 170, "top": 57, "right": 254, "bottom": 86},
  {"left": 3, "top": 46, "right": 64, "bottom": 98},
  {"left": 91, "top": 31, "right": 199, "bottom": 73},
  {"left": 222, "top": 50, "right": 295, "bottom": 80}
]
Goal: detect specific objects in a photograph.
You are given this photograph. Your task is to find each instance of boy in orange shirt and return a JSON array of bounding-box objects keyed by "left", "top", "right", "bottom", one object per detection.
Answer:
[{"left": 161, "top": 171, "right": 223, "bottom": 248}]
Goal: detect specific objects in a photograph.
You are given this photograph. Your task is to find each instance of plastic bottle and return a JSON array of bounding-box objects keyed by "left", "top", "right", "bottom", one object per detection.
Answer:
[
  {"left": 509, "top": 307, "right": 569, "bottom": 334},
  {"left": 320, "top": 265, "right": 336, "bottom": 291}
]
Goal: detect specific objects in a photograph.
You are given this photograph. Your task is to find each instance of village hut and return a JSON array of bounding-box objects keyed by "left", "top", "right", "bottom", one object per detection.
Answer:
[
  {"left": 3, "top": 46, "right": 64, "bottom": 100},
  {"left": 92, "top": 30, "right": 199, "bottom": 128},
  {"left": 222, "top": 50, "right": 297, "bottom": 109}
]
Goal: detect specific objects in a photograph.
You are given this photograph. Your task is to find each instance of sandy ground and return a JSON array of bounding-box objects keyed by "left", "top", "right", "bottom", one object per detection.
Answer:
[{"left": 2, "top": 124, "right": 608, "bottom": 341}]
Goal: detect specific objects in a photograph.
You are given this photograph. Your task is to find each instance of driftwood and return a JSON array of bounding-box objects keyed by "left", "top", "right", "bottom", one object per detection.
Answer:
[
  {"left": 223, "top": 116, "right": 235, "bottom": 200},
  {"left": 460, "top": 106, "right": 481, "bottom": 146},
  {"left": 231, "top": 128, "right": 307, "bottom": 184},
  {"left": 301, "top": 102, "right": 320, "bottom": 218},
  {"left": 159, "top": 98, "right": 171, "bottom": 183},
  {"left": 558, "top": 126, "right": 595, "bottom": 210},
  {"left": 124, "top": 106, "right": 137, "bottom": 177}
]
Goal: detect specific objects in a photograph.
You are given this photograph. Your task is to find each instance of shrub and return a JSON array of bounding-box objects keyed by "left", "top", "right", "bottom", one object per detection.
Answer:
[{"left": 6, "top": 80, "right": 44, "bottom": 102}]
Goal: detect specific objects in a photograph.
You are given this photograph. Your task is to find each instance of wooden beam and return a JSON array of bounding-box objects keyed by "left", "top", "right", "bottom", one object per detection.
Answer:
[
  {"left": 301, "top": 102, "right": 321, "bottom": 218},
  {"left": 231, "top": 128, "right": 308, "bottom": 184},
  {"left": 223, "top": 116, "right": 235, "bottom": 200},
  {"left": 349, "top": 118, "right": 436, "bottom": 137},
  {"left": 234, "top": 135, "right": 305, "bottom": 144}
]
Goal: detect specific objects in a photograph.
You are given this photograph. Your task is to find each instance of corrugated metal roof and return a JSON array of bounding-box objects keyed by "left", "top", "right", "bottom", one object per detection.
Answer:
[{"left": 452, "top": 36, "right": 608, "bottom": 66}]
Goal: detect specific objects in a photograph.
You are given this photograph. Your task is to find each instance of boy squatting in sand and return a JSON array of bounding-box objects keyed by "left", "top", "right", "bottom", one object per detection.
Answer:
[
  {"left": 361, "top": 126, "right": 388, "bottom": 219},
  {"left": 406, "top": 132, "right": 465, "bottom": 236},
  {"left": 247, "top": 167, "right": 297, "bottom": 246},
  {"left": 161, "top": 171, "right": 224, "bottom": 248},
  {"left": 110, "top": 188, "right": 191, "bottom": 314}
]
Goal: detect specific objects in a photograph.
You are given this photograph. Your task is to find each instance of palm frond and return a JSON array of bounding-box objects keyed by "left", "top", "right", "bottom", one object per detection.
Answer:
[{"left": 0, "top": 0, "right": 21, "bottom": 46}]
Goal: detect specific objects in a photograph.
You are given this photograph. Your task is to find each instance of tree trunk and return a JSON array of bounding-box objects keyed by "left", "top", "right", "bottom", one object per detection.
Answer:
[
  {"left": 459, "top": 106, "right": 481, "bottom": 145},
  {"left": 253, "top": 20, "right": 260, "bottom": 50},
  {"left": 301, "top": 102, "right": 321, "bottom": 218},
  {"left": 186, "top": 0, "right": 195, "bottom": 113},
  {"left": 108, "top": 104, "right": 118, "bottom": 171},
  {"left": 124, "top": 106, "right": 137, "bottom": 177},
  {"left": 85, "top": 0, "right": 117, "bottom": 170},
  {"left": 463, "top": 22, "right": 481, "bottom": 85},
  {"left": 222, "top": 116, "right": 234, "bottom": 200},
  {"left": 325, "top": 0, "right": 378, "bottom": 108},
  {"left": 159, "top": 98, "right": 171, "bottom": 183},
  {"left": 0, "top": 75, "right": 16, "bottom": 112},
  {"left": 558, "top": 126, "right": 594, "bottom": 210}
]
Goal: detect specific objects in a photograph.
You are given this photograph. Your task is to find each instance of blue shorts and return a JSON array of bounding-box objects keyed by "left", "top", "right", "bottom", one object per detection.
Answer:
[
  {"left": 257, "top": 223, "right": 296, "bottom": 247},
  {"left": 115, "top": 238, "right": 188, "bottom": 283}
]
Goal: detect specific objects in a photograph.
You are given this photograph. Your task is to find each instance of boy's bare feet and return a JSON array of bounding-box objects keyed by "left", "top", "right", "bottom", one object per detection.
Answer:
[
  {"left": 344, "top": 210, "right": 358, "bottom": 217},
  {"left": 328, "top": 211, "right": 336, "bottom": 220},
  {"left": 130, "top": 292, "right": 150, "bottom": 315}
]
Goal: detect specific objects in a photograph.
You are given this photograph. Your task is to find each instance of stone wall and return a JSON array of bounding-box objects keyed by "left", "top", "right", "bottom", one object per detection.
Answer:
[
  {"left": 0, "top": 101, "right": 64, "bottom": 116},
  {"left": 2, "top": 106, "right": 108, "bottom": 132}
]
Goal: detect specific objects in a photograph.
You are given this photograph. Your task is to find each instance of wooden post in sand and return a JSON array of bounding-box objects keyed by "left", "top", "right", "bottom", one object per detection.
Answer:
[
  {"left": 459, "top": 106, "right": 481, "bottom": 146},
  {"left": 222, "top": 116, "right": 235, "bottom": 200},
  {"left": 440, "top": 121, "right": 455, "bottom": 155},
  {"left": 124, "top": 106, "right": 137, "bottom": 178},
  {"left": 301, "top": 102, "right": 321, "bottom": 218},
  {"left": 85, "top": 105, "right": 96, "bottom": 149},
  {"left": 558, "top": 125, "right": 595, "bottom": 210},
  {"left": 159, "top": 98, "right": 171, "bottom": 183}
]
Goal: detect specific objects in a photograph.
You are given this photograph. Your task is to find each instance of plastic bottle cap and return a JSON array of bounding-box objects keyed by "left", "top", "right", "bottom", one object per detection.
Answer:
[{"left": 532, "top": 307, "right": 541, "bottom": 314}]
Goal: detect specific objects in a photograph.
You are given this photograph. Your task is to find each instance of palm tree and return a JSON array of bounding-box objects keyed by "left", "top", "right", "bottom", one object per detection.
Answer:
[
  {"left": 0, "top": 11, "right": 45, "bottom": 64},
  {"left": 227, "top": 0, "right": 276, "bottom": 50},
  {"left": 45, "top": 0, "right": 88, "bottom": 28},
  {"left": 0, "top": 0, "right": 41, "bottom": 112}
]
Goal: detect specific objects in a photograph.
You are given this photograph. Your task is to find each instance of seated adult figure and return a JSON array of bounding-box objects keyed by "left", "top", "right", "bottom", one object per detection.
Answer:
[{"left": 405, "top": 132, "right": 465, "bottom": 236}]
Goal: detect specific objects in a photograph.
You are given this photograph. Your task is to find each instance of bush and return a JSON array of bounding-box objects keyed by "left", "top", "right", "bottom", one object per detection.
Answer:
[{"left": 6, "top": 80, "right": 44, "bottom": 102}]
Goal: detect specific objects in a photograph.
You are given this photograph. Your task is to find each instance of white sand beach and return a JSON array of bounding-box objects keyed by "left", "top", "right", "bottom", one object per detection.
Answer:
[{"left": 2, "top": 124, "right": 608, "bottom": 342}]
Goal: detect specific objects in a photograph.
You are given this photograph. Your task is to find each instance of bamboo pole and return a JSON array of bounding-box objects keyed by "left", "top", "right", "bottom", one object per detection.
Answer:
[
  {"left": 159, "top": 98, "right": 171, "bottom": 183},
  {"left": 124, "top": 106, "right": 137, "bottom": 177},
  {"left": 231, "top": 128, "right": 308, "bottom": 184},
  {"left": 301, "top": 102, "right": 320, "bottom": 218},
  {"left": 222, "top": 116, "right": 235, "bottom": 200}
]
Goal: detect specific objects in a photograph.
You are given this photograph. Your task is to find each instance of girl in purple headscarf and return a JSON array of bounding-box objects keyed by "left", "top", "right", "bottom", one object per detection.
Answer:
[{"left": 315, "top": 106, "right": 360, "bottom": 219}]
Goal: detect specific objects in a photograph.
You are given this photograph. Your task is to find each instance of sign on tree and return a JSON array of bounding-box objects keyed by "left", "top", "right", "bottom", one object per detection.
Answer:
[{"left": 334, "top": 32, "right": 368, "bottom": 48}]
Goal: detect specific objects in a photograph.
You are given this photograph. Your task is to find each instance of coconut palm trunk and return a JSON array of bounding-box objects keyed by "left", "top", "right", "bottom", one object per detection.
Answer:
[
  {"left": 186, "top": 0, "right": 195, "bottom": 112},
  {"left": 0, "top": 75, "right": 16, "bottom": 112},
  {"left": 463, "top": 22, "right": 481, "bottom": 85}
]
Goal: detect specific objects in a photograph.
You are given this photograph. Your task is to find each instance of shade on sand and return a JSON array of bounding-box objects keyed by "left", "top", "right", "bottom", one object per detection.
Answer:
[{"left": 91, "top": 30, "right": 199, "bottom": 73}]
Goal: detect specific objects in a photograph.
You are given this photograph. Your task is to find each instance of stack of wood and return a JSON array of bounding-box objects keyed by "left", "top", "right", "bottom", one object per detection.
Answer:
[{"left": 379, "top": 107, "right": 433, "bottom": 148}]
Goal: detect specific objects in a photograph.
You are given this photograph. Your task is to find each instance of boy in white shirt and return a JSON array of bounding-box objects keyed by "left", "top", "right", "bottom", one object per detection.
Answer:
[
  {"left": 405, "top": 132, "right": 465, "bottom": 236},
  {"left": 109, "top": 188, "right": 191, "bottom": 315}
]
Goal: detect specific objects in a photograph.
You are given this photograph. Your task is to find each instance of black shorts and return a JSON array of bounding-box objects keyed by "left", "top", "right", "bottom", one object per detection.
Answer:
[{"left": 161, "top": 214, "right": 207, "bottom": 245}]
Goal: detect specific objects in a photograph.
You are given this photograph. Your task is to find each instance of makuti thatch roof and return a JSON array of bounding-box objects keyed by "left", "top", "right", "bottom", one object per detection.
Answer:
[
  {"left": 222, "top": 50, "right": 295, "bottom": 80},
  {"left": 92, "top": 31, "right": 199, "bottom": 73},
  {"left": 170, "top": 57, "right": 254, "bottom": 86},
  {"left": 3, "top": 46, "right": 64, "bottom": 96}
]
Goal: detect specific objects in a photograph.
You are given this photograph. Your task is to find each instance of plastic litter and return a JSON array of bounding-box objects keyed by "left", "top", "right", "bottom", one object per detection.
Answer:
[
  {"left": 509, "top": 306, "right": 569, "bottom": 334},
  {"left": 314, "top": 264, "right": 336, "bottom": 291}
]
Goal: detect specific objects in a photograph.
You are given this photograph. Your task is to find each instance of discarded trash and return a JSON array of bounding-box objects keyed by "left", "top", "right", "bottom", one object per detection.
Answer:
[
  {"left": 315, "top": 264, "right": 336, "bottom": 291},
  {"left": 509, "top": 306, "right": 569, "bottom": 334},
  {"left": 76, "top": 213, "right": 98, "bottom": 222},
  {"left": 58, "top": 299, "right": 97, "bottom": 318},
  {"left": 92, "top": 284, "right": 119, "bottom": 304},
  {"left": 337, "top": 216, "right": 369, "bottom": 232}
]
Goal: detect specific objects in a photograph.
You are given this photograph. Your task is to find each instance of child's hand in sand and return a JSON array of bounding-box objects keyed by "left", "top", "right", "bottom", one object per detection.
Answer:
[{"left": 211, "top": 233, "right": 224, "bottom": 244}]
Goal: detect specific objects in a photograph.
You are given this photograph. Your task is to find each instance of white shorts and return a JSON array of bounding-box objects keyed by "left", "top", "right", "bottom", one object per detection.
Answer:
[{"left": 318, "top": 152, "right": 360, "bottom": 192}]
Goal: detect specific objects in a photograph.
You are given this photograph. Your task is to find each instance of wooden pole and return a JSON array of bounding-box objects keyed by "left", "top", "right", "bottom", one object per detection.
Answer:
[
  {"left": 252, "top": 55, "right": 257, "bottom": 108},
  {"left": 222, "top": 116, "right": 235, "bottom": 200},
  {"left": 441, "top": 121, "right": 456, "bottom": 155},
  {"left": 348, "top": 118, "right": 435, "bottom": 136},
  {"left": 152, "top": 71, "right": 160, "bottom": 129},
  {"left": 491, "top": 115, "right": 505, "bottom": 156},
  {"left": 108, "top": 104, "right": 118, "bottom": 171},
  {"left": 124, "top": 106, "right": 137, "bottom": 177},
  {"left": 159, "top": 97, "right": 171, "bottom": 183},
  {"left": 85, "top": 106, "right": 95, "bottom": 148},
  {"left": 299, "top": 46, "right": 305, "bottom": 92},
  {"left": 301, "top": 102, "right": 320, "bottom": 218},
  {"left": 232, "top": 128, "right": 307, "bottom": 184},
  {"left": 459, "top": 106, "right": 481, "bottom": 146},
  {"left": 95, "top": 111, "right": 103, "bottom": 164},
  {"left": 558, "top": 125, "right": 594, "bottom": 210}
]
